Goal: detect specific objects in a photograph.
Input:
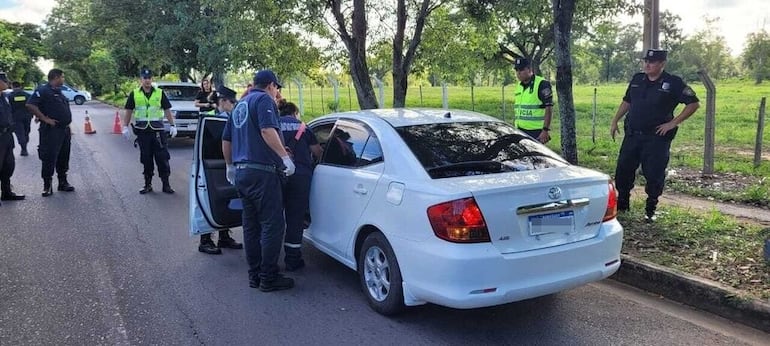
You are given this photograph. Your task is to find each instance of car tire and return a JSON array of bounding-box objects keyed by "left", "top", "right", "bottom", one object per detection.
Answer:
[
  {"left": 358, "top": 232, "right": 405, "bottom": 316},
  {"left": 74, "top": 96, "right": 85, "bottom": 105}
]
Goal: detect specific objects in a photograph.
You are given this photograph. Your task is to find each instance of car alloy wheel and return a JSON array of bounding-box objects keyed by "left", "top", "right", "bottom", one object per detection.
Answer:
[
  {"left": 358, "top": 232, "right": 404, "bottom": 315},
  {"left": 74, "top": 96, "right": 85, "bottom": 105}
]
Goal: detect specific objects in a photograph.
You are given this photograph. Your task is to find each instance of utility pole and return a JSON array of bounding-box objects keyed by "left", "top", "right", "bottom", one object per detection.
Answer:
[{"left": 642, "top": 0, "right": 660, "bottom": 51}]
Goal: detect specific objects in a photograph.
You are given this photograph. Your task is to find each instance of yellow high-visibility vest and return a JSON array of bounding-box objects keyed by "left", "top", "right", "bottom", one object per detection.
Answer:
[
  {"left": 514, "top": 75, "right": 546, "bottom": 130},
  {"left": 133, "top": 87, "right": 164, "bottom": 129}
]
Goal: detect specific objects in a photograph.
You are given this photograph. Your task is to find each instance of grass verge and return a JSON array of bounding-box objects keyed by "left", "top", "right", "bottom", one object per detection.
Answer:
[{"left": 620, "top": 198, "right": 769, "bottom": 300}]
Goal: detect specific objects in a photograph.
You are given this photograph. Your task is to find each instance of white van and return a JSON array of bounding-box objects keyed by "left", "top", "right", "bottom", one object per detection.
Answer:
[{"left": 154, "top": 81, "right": 202, "bottom": 138}]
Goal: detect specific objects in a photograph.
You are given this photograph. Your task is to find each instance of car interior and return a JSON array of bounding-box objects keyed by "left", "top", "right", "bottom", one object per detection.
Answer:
[{"left": 198, "top": 119, "right": 242, "bottom": 228}]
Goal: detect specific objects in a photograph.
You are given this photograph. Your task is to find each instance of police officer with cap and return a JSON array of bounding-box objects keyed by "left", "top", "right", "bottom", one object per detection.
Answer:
[
  {"left": 610, "top": 49, "right": 700, "bottom": 221},
  {"left": 123, "top": 67, "right": 178, "bottom": 194},
  {"left": 9, "top": 81, "right": 32, "bottom": 156},
  {"left": 26, "top": 69, "right": 76, "bottom": 197},
  {"left": 0, "top": 72, "right": 25, "bottom": 205},
  {"left": 223, "top": 69, "right": 296, "bottom": 292},
  {"left": 195, "top": 85, "right": 243, "bottom": 255},
  {"left": 512, "top": 57, "right": 554, "bottom": 143}
]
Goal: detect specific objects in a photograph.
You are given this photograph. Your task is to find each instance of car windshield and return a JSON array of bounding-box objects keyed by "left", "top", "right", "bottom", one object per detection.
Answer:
[
  {"left": 159, "top": 85, "right": 200, "bottom": 101},
  {"left": 397, "top": 121, "right": 568, "bottom": 179}
]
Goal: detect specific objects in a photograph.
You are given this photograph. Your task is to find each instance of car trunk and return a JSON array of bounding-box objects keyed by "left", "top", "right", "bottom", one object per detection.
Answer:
[{"left": 437, "top": 166, "right": 611, "bottom": 254}]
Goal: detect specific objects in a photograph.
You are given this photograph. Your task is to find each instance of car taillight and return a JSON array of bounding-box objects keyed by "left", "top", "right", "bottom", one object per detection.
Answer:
[
  {"left": 427, "top": 197, "right": 491, "bottom": 243},
  {"left": 604, "top": 181, "right": 618, "bottom": 221}
]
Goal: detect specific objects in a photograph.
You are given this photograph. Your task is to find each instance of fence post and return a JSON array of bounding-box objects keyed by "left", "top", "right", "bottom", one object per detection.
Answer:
[
  {"left": 419, "top": 84, "right": 423, "bottom": 107},
  {"left": 755, "top": 97, "right": 767, "bottom": 168},
  {"left": 348, "top": 83, "right": 353, "bottom": 111},
  {"left": 592, "top": 87, "right": 597, "bottom": 144},
  {"left": 327, "top": 76, "right": 340, "bottom": 105},
  {"left": 502, "top": 84, "right": 506, "bottom": 122},
  {"left": 442, "top": 82, "right": 448, "bottom": 109},
  {"left": 372, "top": 76, "right": 384, "bottom": 108},
  {"left": 697, "top": 69, "right": 716, "bottom": 175},
  {"left": 471, "top": 83, "right": 475, "bottom": 111},
  {"left": 291, "top": 77, "right": 304, "bottom": 116},
  {"left": 308, "top": 83, "right": 314, "bottom": 114}
]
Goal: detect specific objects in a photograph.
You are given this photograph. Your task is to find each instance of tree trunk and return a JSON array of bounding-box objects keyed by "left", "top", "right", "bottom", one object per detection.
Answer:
[
  {"left": 392, "top": 0, "right": 434, "bottom": 108},
  {"left": 330, "top": 0, "right": 379, "bottom": 109},
  {"left": 552, "top": 0, "right": 578, "bottom": 164}
]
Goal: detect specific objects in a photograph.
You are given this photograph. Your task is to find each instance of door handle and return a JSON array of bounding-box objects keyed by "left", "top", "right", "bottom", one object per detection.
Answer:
[{"left": 353, "top": 185, "right": 368, "bottom": 195}]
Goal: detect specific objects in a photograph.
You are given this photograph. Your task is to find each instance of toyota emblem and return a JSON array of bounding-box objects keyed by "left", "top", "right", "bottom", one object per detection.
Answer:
[{"left": 547, "top": 186, "right": 562, "bottom": 200}]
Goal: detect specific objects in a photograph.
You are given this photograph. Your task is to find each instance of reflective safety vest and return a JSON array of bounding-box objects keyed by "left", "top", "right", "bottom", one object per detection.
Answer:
[
  {"left": 514, "top": 75, "right": 546, "bottom": 130},
  {"left": 133, "top": 87, "right": 165, "bottom": 130}
]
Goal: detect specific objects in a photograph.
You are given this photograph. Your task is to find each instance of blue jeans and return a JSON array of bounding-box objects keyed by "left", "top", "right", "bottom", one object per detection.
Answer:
[{"left": 235, "top": 168, "right": 285, "bottom": 281}]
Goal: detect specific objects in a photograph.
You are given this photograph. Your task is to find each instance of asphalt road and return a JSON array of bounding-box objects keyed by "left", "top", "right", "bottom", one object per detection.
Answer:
[{"left": 1, "top": 101, "right": 768, "bottom": 345}]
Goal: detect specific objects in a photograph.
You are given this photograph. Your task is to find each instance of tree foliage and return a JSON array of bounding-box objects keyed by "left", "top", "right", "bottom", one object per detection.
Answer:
[
  {"left": 0, "top": 20, "right": 45, "bottom": 84},
  {"left": 742, "top": 30, "right": 770, "bottom": 84}
]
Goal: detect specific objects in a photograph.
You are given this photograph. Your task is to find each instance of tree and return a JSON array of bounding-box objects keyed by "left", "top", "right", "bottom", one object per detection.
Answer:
[
  {"left": 670, "top": 16, "right": 735, "bottom": 81},
  {"left": 0, "top": 20, "right": 45, "bottom": 84},
  {"left": 742, "top": 30, "right": 770, "bottom": 84},
  {"left": 552, "top": 0, "right": 577, "bottom": 164}
]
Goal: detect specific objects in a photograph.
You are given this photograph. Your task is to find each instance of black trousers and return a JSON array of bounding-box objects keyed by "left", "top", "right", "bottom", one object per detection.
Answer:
[
  {"left": 13, "top": 115, "right": 31, "bottom": 148},
  {"left": 614, "top": 133, "right": 672, "bottom": 212},
  {"left": 0, "top": 131, "right": 15, "bottom": 193},
  {"left": 38, "top": 125, "right": 71, "bottom": 180},
  {"left": 282, "top": 173, "right": 311, "bottom": 264},
  {"left": 136, "top": 130, "right": 170, "bottom": 178}
]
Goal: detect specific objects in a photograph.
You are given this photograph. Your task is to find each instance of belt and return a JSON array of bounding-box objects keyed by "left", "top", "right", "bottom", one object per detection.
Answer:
[
  {"left": 627, "top": 129, "right": 656, "bottom": 136},
  {"left": 235, "top": 162, "right": 279, "bottom": 174}
]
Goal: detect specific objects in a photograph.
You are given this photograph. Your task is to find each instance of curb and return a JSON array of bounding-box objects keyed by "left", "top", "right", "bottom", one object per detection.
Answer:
[{"left": 610, "top": 254, "right": 770, "bottom": 333}]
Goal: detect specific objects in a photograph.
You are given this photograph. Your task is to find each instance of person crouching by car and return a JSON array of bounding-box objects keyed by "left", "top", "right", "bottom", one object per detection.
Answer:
[
  {"left": 278, "top": 100, "right": 322, "bottom": 271},
  {"left": 196, "top": 85, "right": 244, "bottom": 255}
]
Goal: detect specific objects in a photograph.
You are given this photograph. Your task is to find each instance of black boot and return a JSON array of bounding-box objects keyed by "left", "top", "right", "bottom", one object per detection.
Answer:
[
  {"left": 57, "top": 175, "right": 75, "bottom": 192},
  {"left": 645, "top": 197, "right": 658, "bottom": 222},
  {"left": 617, "top": 191, "right": 630, "bottom": 213},
  {"left": 1, "top": 181, "right": 25, "bottom": 201},
  {"left": 217, "top": 230, "right": 243, "bottom": 249},
  {"left": 20, "top": 146, "right": 28, "bottom": 156},
  {"left": 42, "top": 178, "right": 53, "bottom": 197},
  {"left": 198, "top": 234, "right": 222, "bottom": 255},
  {"left": 161, "top": 177, "right": 174, "bottom": 194},
  {"left": 139, "top": 176, "right": 153, "bottom": 194}
]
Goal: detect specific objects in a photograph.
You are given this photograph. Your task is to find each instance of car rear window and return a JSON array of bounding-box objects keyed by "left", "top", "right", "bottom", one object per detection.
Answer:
[{"left": 396, "top": 121, "right": 568, "bottom": 179}]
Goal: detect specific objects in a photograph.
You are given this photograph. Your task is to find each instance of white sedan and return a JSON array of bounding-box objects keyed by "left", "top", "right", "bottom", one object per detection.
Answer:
[{"left": 190, "top": 108, "right": 623, "bottom": 315}]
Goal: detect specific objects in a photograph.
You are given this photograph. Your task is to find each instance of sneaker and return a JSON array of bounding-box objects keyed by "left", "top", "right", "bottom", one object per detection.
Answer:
[
  {"left": 249, "top": 277, "right": 260, "bottom": 288},
  {"left": 285, "top": 259, "right": 306, "bottom": 272},
  {"left": 259, "top": 275, "right": 294, "bottom": 292}
]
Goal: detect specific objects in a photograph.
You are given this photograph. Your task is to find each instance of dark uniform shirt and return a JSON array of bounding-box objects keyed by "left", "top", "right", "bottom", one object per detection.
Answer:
[
  {"left": 124, "top": 87, "right": 173, "bottom": 110},
  {"left": 223, "top": 88, "right": 282, "bottom": 166},
  {"left": 519, "top": 77, "right": 554, "bottom": 107},
  {"left": 8, "top": 90, "right": 30, "bottom": 119},
  {"left": 280, "top": 116, "right": 318, "bottom": 176},
  {"left": 0, "top": 93, "right": 12, "bottom": 128},
  {"left": 196, "top": 90, "right": 215, "bottom": 112},
  {"left": 623, "top": 71, "right": 699, "bottom": 132},
  {"left": 27, "top": 83, "right": 73, "bottom": 127}
]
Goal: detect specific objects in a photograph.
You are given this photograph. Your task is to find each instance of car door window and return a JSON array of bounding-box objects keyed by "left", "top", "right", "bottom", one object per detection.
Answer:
[{"left": 321, "top": 120, "right": 380, "bottom": 168}]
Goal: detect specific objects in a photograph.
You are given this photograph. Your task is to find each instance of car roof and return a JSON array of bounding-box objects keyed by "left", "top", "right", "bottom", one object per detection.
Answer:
[
  {"left": 153, "top": 81, "right": 199, "bottom": 87},
  {"left": 318, "top": 108, "right": 503, "bottom": 128}
]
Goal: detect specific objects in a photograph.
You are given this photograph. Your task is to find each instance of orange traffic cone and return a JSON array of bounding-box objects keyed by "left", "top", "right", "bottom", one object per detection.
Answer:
[
  {"left": 84, "top": 111, "right": 96, "bottom": 134},
  {"left": 112, "top": 111, "right": 122, "bottom": 134}
]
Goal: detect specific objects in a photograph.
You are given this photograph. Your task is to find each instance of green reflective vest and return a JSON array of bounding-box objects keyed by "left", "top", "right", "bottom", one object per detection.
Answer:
[
  {"left": 513, "top": 75, "right": 546, "bottom": 130},
  {"left": 133, "top": 87, "right": 164, "bottom": 129}
]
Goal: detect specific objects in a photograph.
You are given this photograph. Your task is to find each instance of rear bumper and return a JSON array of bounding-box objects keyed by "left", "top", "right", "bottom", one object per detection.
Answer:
[{"left": 394, "top": 220, "right": 623, "bottom": 309}]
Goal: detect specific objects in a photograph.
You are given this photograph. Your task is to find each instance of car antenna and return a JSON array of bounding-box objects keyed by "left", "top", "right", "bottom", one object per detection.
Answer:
[{"left": 443, "top": 111, "right": 451, "bottom": 118}]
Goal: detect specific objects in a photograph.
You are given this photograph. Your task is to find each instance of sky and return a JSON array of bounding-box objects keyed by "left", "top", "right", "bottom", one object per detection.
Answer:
[{"left": 0, "top": 0, "right": 768, "bottom": 57}]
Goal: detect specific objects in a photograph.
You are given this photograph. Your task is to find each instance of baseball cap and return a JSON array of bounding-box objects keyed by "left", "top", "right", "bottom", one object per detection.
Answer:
[
  {"left": 642, "top": 49, "right": 668, "bottom": 62},
  {"left": 0, "top": 72, "right": 9, "bottom": 83},
  {"left": 514, "top": 58, "right": 531, "bottom": 71},
  {"left": 253, "top": 70, "right": 283, "bottom": 89},
  {"left": 216, "top": 85, "right": 237, "bottom": 101},
  {"left": 140, "top": 68, "right": 153, "bottom": 78}
]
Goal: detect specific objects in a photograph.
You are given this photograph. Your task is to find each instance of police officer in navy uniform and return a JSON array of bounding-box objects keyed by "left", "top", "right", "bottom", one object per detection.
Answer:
[
  {"left": 196, "top": 85, "right": 243, "bottom": 255},
  {"left": 0, "top": 72, "right": 25, "bottom": 205},
  {"left": 278, "top": 100, "right": 322, "bottom": 271},
  {"left": 222, "top": 70, "right": 296, "bottom": 292},
  {"left": 122, "top": 68, "right": 178, "bottom": 194},
  {"left": 26, "top": 69, "right": 76, "bottom": 197},
  {"left": 513, "top": 57, "right": 553, "bottom": 143},
  {"left": 9, "top": 81, "right": 32, "bottom": 156},
  {"left": 610, "top": 49, "right": 700, "bottom": 221}
]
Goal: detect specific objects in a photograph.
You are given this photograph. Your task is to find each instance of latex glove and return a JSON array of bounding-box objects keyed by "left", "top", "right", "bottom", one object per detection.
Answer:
[
  {"left": 169, "top": 125, "right": 178, "bottom": 138},
  {"left": 226, "top": 164, "right": 235, "bottom": 185},
  {"left": 122, "top": 126, "right": 131, "bottom": 141},
  {"left": 282, "top": 156, "right": 296, "bottom": 177}
]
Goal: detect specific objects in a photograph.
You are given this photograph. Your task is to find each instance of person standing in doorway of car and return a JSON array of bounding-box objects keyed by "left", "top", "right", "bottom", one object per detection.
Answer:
[
  {"left": 9, "top": 82, "right": 32, "bottom": 156},
  {"left": 610, "top": 49, "right": 700, "bottom": 221},
  {"left": 195, "top": 79, "right": 217, "bottom": 116},
  {"left": 122, "top": 67, "right": 178, "bottom": 194},
  {"left": 0, "top": 72, "right": 25, "bottom": 205},
  {"left": 26, "top": 69, "right": 76, "bottom": 197},
  {"left": 512, "top": 57, "right": 553, "bottom": 144},
  {"left": 222, "top": 69, "right": 296, "bottom": 292},
  {"left": 278, "top": 100, "right": 322, "bottom": 271},
  {"left": 196, "top": 85, "right": 244, "bottom": 255}
]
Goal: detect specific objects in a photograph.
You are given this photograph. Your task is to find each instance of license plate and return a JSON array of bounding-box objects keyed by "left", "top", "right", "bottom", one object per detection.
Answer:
[{"left": 528, "top": 210, "right": 574, "bottom": 236}]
